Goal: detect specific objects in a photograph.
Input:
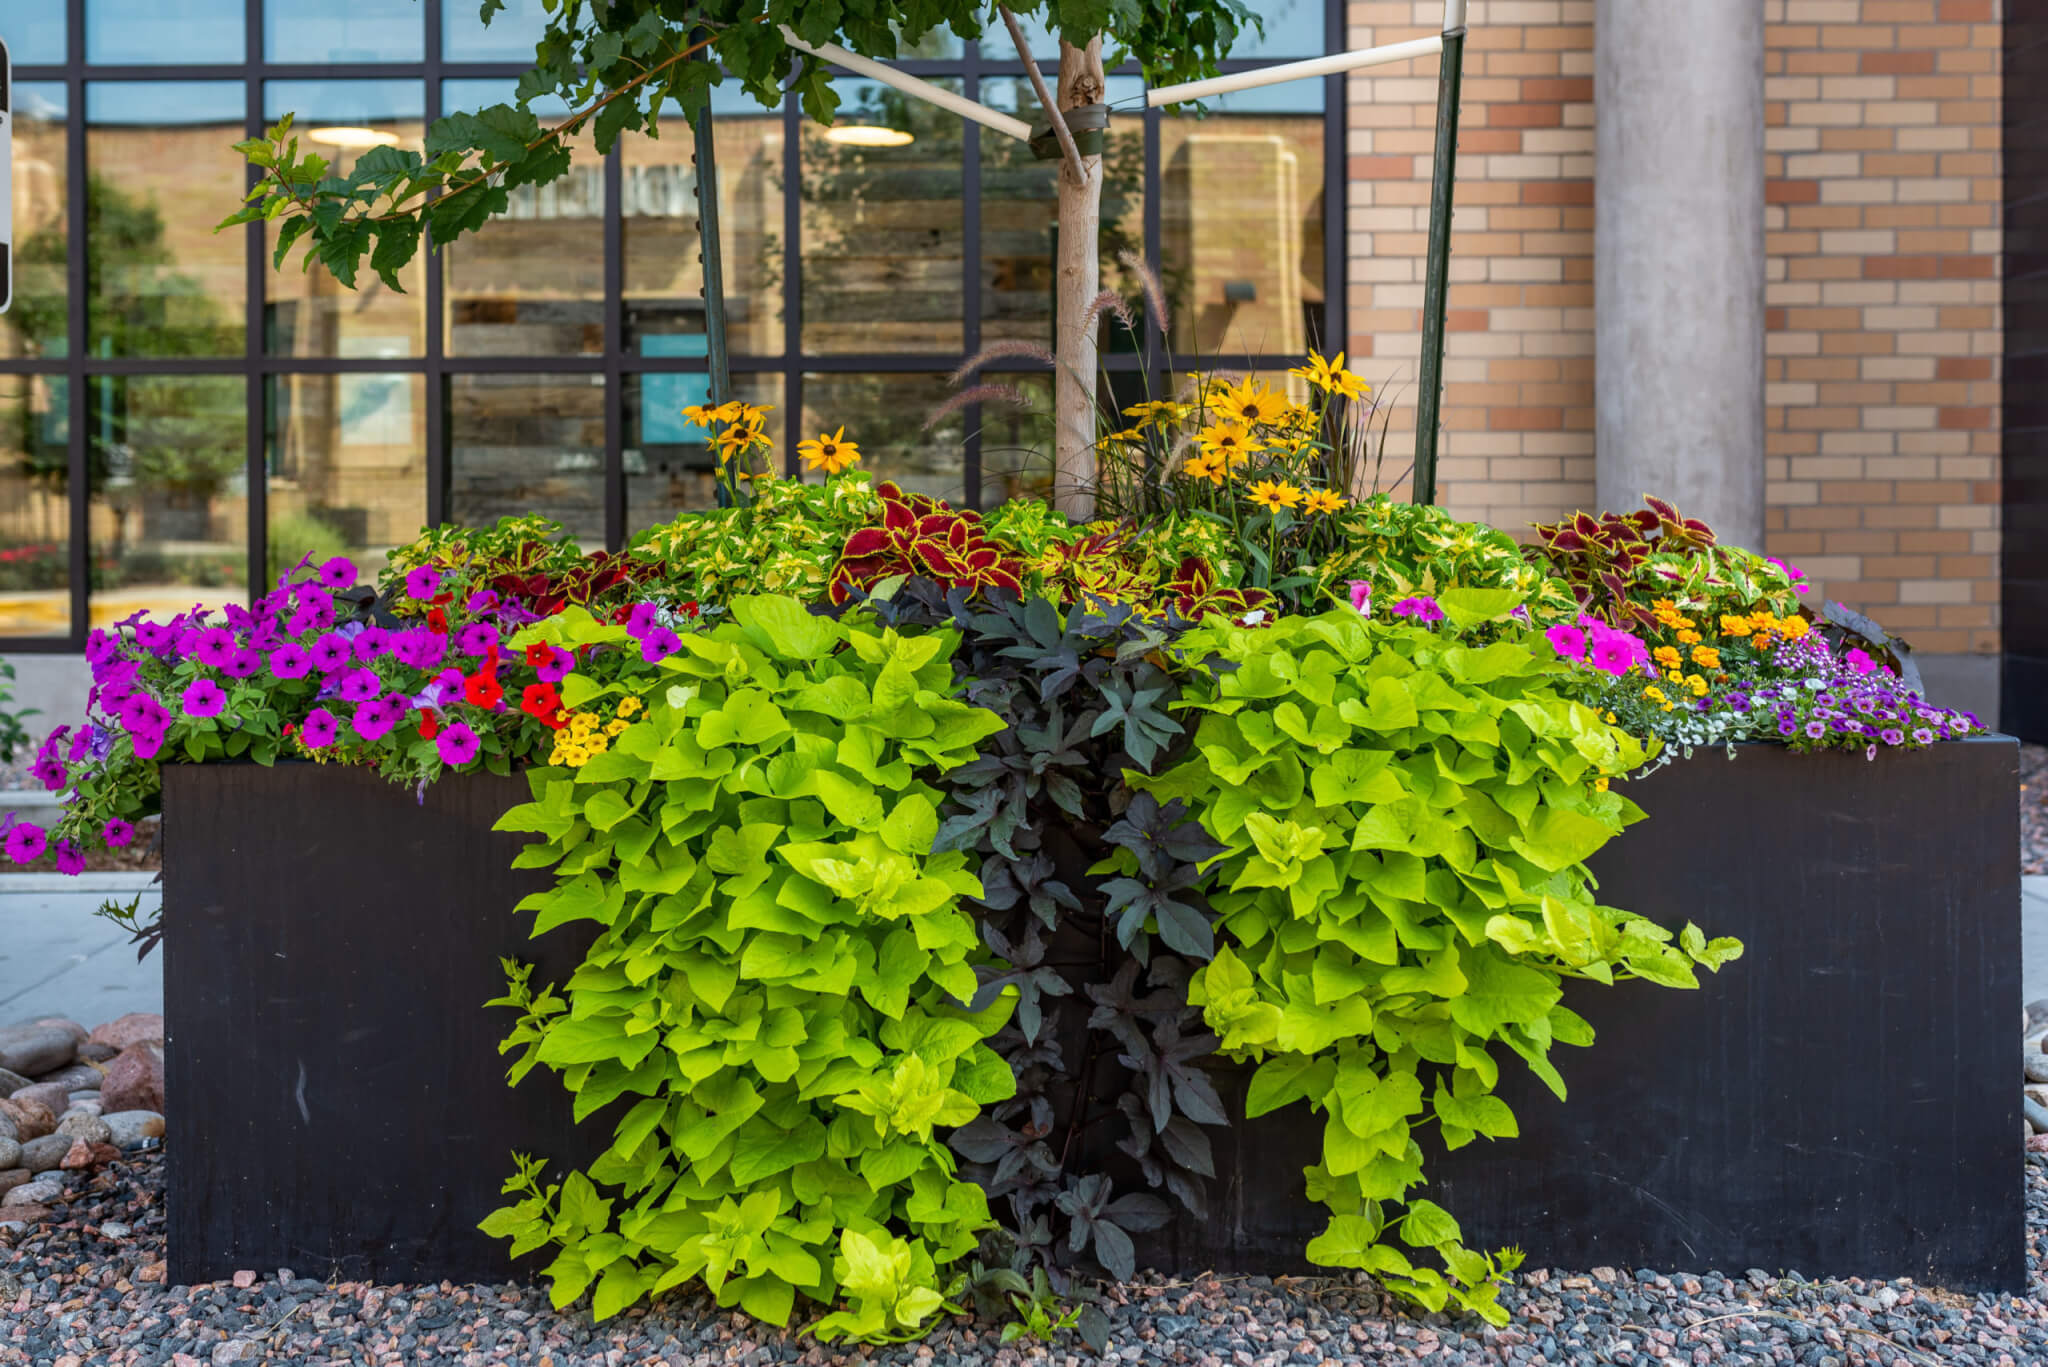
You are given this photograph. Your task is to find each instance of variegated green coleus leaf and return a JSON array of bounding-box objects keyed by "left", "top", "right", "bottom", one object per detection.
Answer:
[
  {"left": 483, "top": 594, "right": 1013, "bottom": 1339},
  {"left": 1133, "top": 607, "right": 1740, "bottom": 1327}
]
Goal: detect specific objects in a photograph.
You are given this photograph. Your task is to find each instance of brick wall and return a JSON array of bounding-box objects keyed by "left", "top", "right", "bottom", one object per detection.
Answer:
[{"left": 1345, "top": 0, "right": 2003, "bottom": 658}]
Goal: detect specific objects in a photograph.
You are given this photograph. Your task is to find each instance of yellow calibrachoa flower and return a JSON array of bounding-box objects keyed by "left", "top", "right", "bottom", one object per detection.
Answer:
[
  {"left": 1643, "top": 686, "right": 1666, "bottom": 703},
  {"left": 1181, "top": 450, "right": 1230, "bottom": 486},
  {"left": 1209, "top": 377, "right": 1290, "bottom": 427},
  {"left": 1664, "top": 668, "right": 1684, "bottom": 683},
  {"left": 1691, "top": 645, "right": 1721, "bottom": 669},
  {"left": 1595, "top": 776, "right": 1611, "bottom": 792},
  {"left": 605, "top": 718, "right": 629, "bottom": 736},
  {"left": 798, "top": 426, "right": 861, "bottom": 475},
  {"left": 1652, "top": 645, "right": 1683, "bottom": 669},
  {"left": 1247, "top": 479, "right": 1304, "bottom": 512},
  {"left": 1197, "top": 422, "right": 1262, "bottom": 467},
  {"left": 616, "top": 696, "right": 641, "bottom": 718},
  {"left": 1684, "top": 673, "right": 1708, "bottom": 697},
  {"left": 1301, "top": 488, "right": 1347, "bottom": 515}
]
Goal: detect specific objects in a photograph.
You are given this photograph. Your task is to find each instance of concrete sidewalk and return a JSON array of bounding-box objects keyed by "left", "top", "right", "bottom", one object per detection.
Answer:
[{"left": 0, "top": 873, "right": 162, "bottom": 1023}]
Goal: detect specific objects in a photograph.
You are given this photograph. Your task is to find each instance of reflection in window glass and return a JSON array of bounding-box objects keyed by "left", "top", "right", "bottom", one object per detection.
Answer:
[
  {"left": 802, "top": 373, "right": 965, "bottom": 504},
  {"left": 624, "top": 373, "right": 783, "bottom": 533},
  {"left": 977, "top": 371, "right": 1053, "bottom": 507},
  {"left": 623, "top": 95, "right": 786, "bottom": 357},
  {"left": 978, "top": 77, "right": 1146, "bottom": 350},
  {"left": 1162, "top": 89, "right": 1326, "bottom": 356},
  {"left": 0, "top": 376, "right": 72, "bottom": 636},
  {"left": 442, "top": 82, "right": 606, "bottom": 357},
  {"left": 0, "top": 2, "right": 66, "bottom": 63},
  {"left": 86, "top": 0, "right": 244, "bottom": 65},
  {"left": 801, "top": 80, "right": 964, "bottom": 355},
  {"left": 4, "top": 85, "right": 69, "bottom": 362},
  {"left": 448, "top": 373, "right": 606, "bottom": 546},
  {"left": 86, "top": 83, "right": 248, "bottom": 359},
  {"left": 265, "top": 0, "right": 424, "bottom": 63},
  {"left": 266, "top": 374, "right": 427, "bottom": 587},
  {"left": 1228, "top": 0, "right": 1323, "bottom": 58},
  {"left": 442, "top": 0, "right": 548, "bottom": 61},
  {"left": 88, "top": 375, "right": 249, "bottom": 623},
  {"left": 264, "top": 82, "right": 428, "bottom": 358}
]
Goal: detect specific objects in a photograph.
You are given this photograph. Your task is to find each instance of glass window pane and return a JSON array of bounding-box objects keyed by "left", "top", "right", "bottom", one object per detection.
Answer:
[
  {"left": 89, "top": 375, "right": 249, "bottom": 623},
  {"left": 801, "top": 373, "right": 965, "bottom": 504},
  {"left": 0, "top": 2, "right": 66, "bottom": 63},
  {"left": 442, "top": 81, "right": 605, "bottom": 357},
  {"left": 623, "top": 372, "right": 783, "bottom": 533},
  {"left": 448, "top": 373, "right": 605, "bottom": 545},
  {"left": 266, "top": 374, "right": 427, "bottom": 586},
  {"left": 977, "top": 371, "right": 1053, "bottom": 507},
  {"left": 1162, "top": 93, "right": 1326, "bottom": 356},
  {"left": 263, "top": 82, "right": 428, "bottom": 358},
  {"left": 978, "top": 76, "right": 1145, "bottom": 351},
  {"left": 265, "top": 0, "right": 424, "bottom": 63},
  {"left": 623, "top": 94, "right": 787, "bottom": 357},
  {"left": 87, "top": 0, "right": 244, "bottom": 65},
  {"left": 86, "top": 83, "right": 248, "bottom": 358},
  {"left": 1230, "top": 0, "right": 1324, "bottom": 58},
  {"left": 801, "top": 79, "right": 964, "bottom": 355},
  {"left": 0, "top": 375, "right": 72, "bottom": 636},
  {"left": 4, "top": 85, "right": 69, "bottom": 361},
  {"left": 441, "top": 0, "right": 547, "bottom": 62}
]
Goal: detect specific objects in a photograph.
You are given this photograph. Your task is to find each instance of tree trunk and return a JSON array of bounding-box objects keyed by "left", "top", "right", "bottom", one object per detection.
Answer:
[{"left": 1053, "top": 37, "right": 1105, "bottom": 521}]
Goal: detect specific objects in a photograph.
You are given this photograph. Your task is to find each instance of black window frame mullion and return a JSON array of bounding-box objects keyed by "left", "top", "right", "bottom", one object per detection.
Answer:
[
  {"left": 960, "top": 46, "right": 982, "bottom": 508},
  {"left": 1322, "top": 0, "right": 1348, "bottom": 358},
  {"left": 781, "top": 90, "right": 801, "bottom": 476},
  {"left": 603, "top": 136, "right": 624, "bottom": 551},
  {"left": 65, "top": 0, "right": 88, "bottom": 649},
  {"left": 423, "top": 3, "right": 447, "bottom": 527},
  {"left": 243, "top": 0, "right": 267, "bottom": 605}
]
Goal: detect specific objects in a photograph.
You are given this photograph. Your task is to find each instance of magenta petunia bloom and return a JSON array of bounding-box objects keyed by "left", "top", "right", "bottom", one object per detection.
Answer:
[
  {"left": 337, "top": 668, "right": 383, "bottom": 703},
  {"left": 292, "top": 587, "right": 337, "bottom": 631},
  {"left": 435, "top": 720, "right": 481, "bottom": 767},
  {"left": 626, "top": 603, "right": 662, "bottom": 638},
  {"left": 134, "top": 621, "right": 175, "bottom": 654},
  {"left": 405, "top": 565, "right": 443, "bottom": 600},
  {"left": 1844, "top": 647, "right": 1879, "bottom": 675},
  {"left": 455, "top": 622, "right": 499, "bottom": 659},
  {"left": 30, "top": 756, "right": 67, "bottom": 791},
  {"left": 536, "top": 645, "right": 574, "bottom": 684},
  {"left": 85, "top": 630, "right": 119, "bottom": 665},
  {"left": 1347, "top": 581, "right": 1373, "bottom": 615},
  {"left": 192, "top": 627, "right": 237, "bottom": 669},
  {"left": 223, "top": 647, "right": 263, "bottom": 679},
  {"left": 54, "top": 840, "right": 85, "bottom": 877},
  {"left": 5, "top": 822, "right": 47, "bottom": 865},
  {"left": 310, "top": 632, "right": 355, "bottom": 673},
  {"left": 131, "top": 726, "right": 168, "bottom": 761},
  {"left": 1544, "top": 624, "right": 1588, "bottom": 661},
  {"left": 317, "top": 557, "right": 358, "bottom": 590},
  {"left": 1390, "top": 596, "right": 1445, "bottom": 624},
  {"left": 102, "top": 818, "right": 136, "bottom": 849},
  {"left": 393, "top": 629, "right": 447, "bottom": 672},
  {"left": 466, "top": 589, "right": 500, "bottom": 614},
  {"left": 352, "top": 696, "right": 404, "bottom": 742},
  {"left": 182, "top": 677, "right": 228, "bottom": 719},
  {"left": 300, "top": 708, "right": 340, "bottom": 749},
  {"left": 640, "top": 627, "right": 682, "bottom": 663},
  {"left": 352, "top": 626, "right": 390, "bottom": 664},
  {"left": 268, "top": 642, "right": 313, "bottom": 679}
]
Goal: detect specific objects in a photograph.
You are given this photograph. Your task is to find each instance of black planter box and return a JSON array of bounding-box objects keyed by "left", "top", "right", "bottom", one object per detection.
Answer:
[{"left": 164, "top": 738, "right": 2023, "bottom": 1292}]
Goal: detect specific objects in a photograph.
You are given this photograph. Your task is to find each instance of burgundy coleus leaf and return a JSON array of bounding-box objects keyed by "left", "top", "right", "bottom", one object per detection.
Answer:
[{"left": 840, "top": 527, "right": 891, "bottom": 559}]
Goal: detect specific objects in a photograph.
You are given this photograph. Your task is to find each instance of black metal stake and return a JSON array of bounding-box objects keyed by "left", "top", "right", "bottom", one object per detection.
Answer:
[
  {"left": 692, "top": 95, "right": 734, "bottom": 504},
  {"left": 1412, "top": 23, "right": 1465, "bottom": 508}
]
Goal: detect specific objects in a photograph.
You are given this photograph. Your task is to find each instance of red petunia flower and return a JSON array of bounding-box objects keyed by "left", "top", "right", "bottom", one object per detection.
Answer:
[
  {"left": 521, "top": 683, "right": 566, "bottom": 728},
  {"left": 524, "top": 642, "right": 552, "bottom": 668},
  {"left": 426, "top": 606, "right": 449, "bottom": 634},
  {"left": 418, "top": 710, "right": 440, "bottom": 740},
  {"left": 465, "top": 673, "right": 504, "bottom": 708}
]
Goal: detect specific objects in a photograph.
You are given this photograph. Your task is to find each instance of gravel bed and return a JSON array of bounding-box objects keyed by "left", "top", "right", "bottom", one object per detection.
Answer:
[{"left": 2, "top": 1151, "right": 2044, "bottom": 1366}]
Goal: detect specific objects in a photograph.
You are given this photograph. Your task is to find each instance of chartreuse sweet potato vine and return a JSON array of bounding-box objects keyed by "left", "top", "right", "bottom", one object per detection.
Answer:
[
  {"left": 1134, "top": 591, "right": 1742, "bottom": 1326},
  {"left": 482, "top": 596, "right": 1016, "bottom": 1340}
]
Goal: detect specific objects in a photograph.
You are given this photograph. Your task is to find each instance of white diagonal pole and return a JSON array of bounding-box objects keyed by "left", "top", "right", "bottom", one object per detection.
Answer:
[{"left": 779, "top": 26, "right": 1033, "bottom": 142}]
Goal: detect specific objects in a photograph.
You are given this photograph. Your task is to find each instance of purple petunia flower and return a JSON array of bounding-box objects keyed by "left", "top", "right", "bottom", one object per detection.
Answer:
[
  {"left": 1390, "top": 595, "right": 1445, "bottom": 624},
  {"left": 317, "top": 557, "right": 358, "bottom": 590},
  {"left": 29, "top": 756, "right": 66, "bottom": 792},
  {"left": 455, "top": 622, "right": 499, "bottom": 659},
  {"left": 193, "top": 627, "right": 237, "bottom": 669},
  {"left": 5, "top": 823, "right": 47, "bottom": 866},
  {"left": 269, "top": 642, "right": 313, "bottom": 680},
  {"left": 352, "top": 695, "right": 406, "bottom": 742},
  {"left": 435, "top": 720, "right": 481, "bottom": 767},
  {"left": 392, "top": 629, "right": 447, "bottom": 672},
  {"left": 300, "top": 708, "right": 340, "bottom": 749},
  {"left": 102, "top": 818, "right": 135, "bottom": 849},
  {"left": 67, "top": 727, "right": 95, "bottom": 763},
  {"left": 337, "top": 669, "right": 383, "bottom": 704},
  {"left": 466, "top": 589, "right": 500, "bottom": 614},
  {"left": 223, "top": 647, "right": 262, "bottom": 679},
  {"left": 1913, "top": 727, "right": 1934, "bottom": 744},
  {"left": 85, "top": 630, "right": 119, "bottom": 666},
  {"left": 54, "top": 840, "right": 84, "bottom": 877},
  {"left": 536, "top": 645, "right": 574, "bottom": 684},
  {"left": 182, "top": 678, "right": 228, "bottom": 719},
  {"left": 626, "top": 603, "right": 662, "bottom": 638},
  {"left": 131, "top": 725, "right": 168, "bottom": 761},
  {"left": 352, "top": 627, "right": 390, "bottom": 664},
  {"left": 405, "top": 565, "right": 443, "bottom": 601},
  {"left": 640, "top": 627, "right": 682, "bottom": 664},
  {"left": 311, "top": 632, "right": 355, "bottom": 673},
  {"left": 1544, "top": 624, "right": 1588, "bottom": 661},
  {"left": 135, "top": 621, "right": 176, "bottom": 655}
]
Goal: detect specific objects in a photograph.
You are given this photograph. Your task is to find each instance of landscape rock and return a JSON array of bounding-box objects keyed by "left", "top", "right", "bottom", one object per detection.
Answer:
[
  {"left": 0, "top": 1024, "right": 76, "bottom": 1078},
  {"left": 2025, "top": 1054, "right": 2048, "bottom": 1084},
  {"left": 9, "top": 1080, "right": 78, "bottom": 1116},
  {"left": 100, "top": 1110, "right": 164, "bottom": 1149},
  {"left": 0, "top": 1176, "right": 61, "bottom": 1207},
  {"left": 19, "top": 1133, "right": 72, "bottom": 1173},
  {"left": 0, "top": 1137, "right": 15, "bottom": 1169},
  {"left": 99, "top": 1042, "right": 163, "bottom": 1116},
  {"left": 97, "top": 1220, "right": 130, "bottom": 1238},
  {"left": 74, "top": 1042, "right": 118, "bottom": 1064},
  {"left": 0, "top": 1067, "right": 29, "bottom": 1097},
  {"left": 0, "top": 1203, "right": 50, "bottom": 1224},
  {"left": 0, "top": 1095, "right": 56, "bottom": 1141},
  {"left": 59, "top": 1139, "right": 118, "bottom": 1170},
  {"left": 0, "top": 1168, "right": 27, "bottom": 1198},
  {"left": 0, "top": 1109, "right": 14, "bottom": 1143},
  {"left": 29, "top": 1017, "right": 87, "bottom": 1042},
  {"left": 30, "top": 1062, "right": 103, "bottom": 1091},
  {"left": 66, "top": 1092, "right": 100, "bottom": 1115},
  {"left": 212, "top": 1338, "right": 263, "bottom": 1365},
  {"left": 55, "top": 1112, "right": 111, "bottom": 1145},
  {"left": 87, "top": 1013, "right": 164, "bottom": 1052}
]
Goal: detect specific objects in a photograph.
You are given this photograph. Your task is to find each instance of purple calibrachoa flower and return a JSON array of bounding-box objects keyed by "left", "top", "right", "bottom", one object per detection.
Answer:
[
  {"left": 317, "top": 557, "right": 358, "bottom": 590},
  {"left": 435, "top": 720, "right": 481, "bottom": 767},
  {"left": 182, "top": 678, "right": 228, "bottom": 719},
  {"left": 4, "top": 823, "right": 47, "bottom": 865},
  {"left": 405, "top": 565, "right": 443, "bottom": 601},
  {"left": 268, "top": 642, "right": 313, "bottom": 679},
  {"left": 337, "top": 668, "right": 383, "bottom": 703},
  {"left": 640, "top": 627, "right": 682, "bottom": 664},
  {"left": 300, "top": 708, "right": 340, "bottom": 749},
  {"left": 102, "top": 818, "right": 135, "bottom": 848}
]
